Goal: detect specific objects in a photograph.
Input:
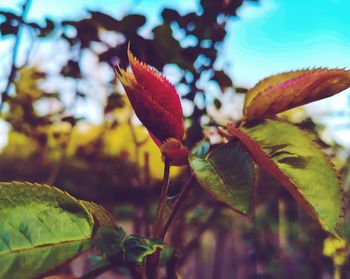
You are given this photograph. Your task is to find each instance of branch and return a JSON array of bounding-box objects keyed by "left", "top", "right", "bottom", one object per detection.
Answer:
[
  {"left": 161, "top": 175, "right": 195, "bottom": 239},
  {"left": 1, "top": 0, "right": 33, "bottom": 112},
  {"left": 152, "top": 157, "right": 171, "bottom": 238}
]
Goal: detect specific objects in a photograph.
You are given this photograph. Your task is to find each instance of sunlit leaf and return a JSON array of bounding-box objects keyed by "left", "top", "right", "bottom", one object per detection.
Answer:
[
  {"left": 189, "top": 139, "right": 255, "bottom": 215},
  {"left": 244, "top": 68, "right": 350, "bottom": 120},
  {"left": 0, "top": 182, "right": 94, "bottom": 279},
  {"left": 228, "top": 119, "right": 344, "bottom": 236}
]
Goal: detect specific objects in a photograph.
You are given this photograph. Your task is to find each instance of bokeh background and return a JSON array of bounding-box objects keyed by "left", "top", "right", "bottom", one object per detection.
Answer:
[{"left": 1, "top": 0, "right": 350, "bottom": 278}]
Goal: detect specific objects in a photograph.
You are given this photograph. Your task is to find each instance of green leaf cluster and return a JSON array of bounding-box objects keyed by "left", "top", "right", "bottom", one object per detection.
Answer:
[
  {"left": 0, "top": 181, "right": 115, "bottom": 279},
  {"left": 96, "top": 226, "right": 164, "bottom": 265},
  {"left": 189, "top": 68, "right": 349, "bottom": 237}
]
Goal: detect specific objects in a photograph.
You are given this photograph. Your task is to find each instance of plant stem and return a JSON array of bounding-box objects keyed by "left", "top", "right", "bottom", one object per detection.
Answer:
[
  {"left": 148, "top": 172, "right": 194, "bottom": 278},
  {"left": 130, "top": 266, "right": 148, "bottom": 279},
  {"left": 153, "top": 157, "right": 171, "bottom": 238},
  {"left": 147, "top": 158, "right": 171, "bottom": 279},
  {"left": 161, "top": 175, "right": 195, "bottom": 239}
]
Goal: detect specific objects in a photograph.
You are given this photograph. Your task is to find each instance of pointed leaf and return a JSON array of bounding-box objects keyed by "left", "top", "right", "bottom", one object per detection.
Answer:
[
  {"left": 118, "top": 71, "right": 182, "bottom": 142},
  {"left": 127, "top": 48, "right": 183, "bottom": 124},
  {"left": 117, "top": 49, "right": 184, "bottom": 143},
  {"left": 228, "top": 119, "right": 344, "bottom": 236},
  {"left": 244, "top": 68, "right": 350, "bottom": 120},
  {"left": 0, "top": 182, "right": 94, "bottom": 279},
  {"left": 81, "top": 201, "right": 117, "bottom": 229},
  {"left": 189, "top": 139, "right": 255, "bottom": 215}
]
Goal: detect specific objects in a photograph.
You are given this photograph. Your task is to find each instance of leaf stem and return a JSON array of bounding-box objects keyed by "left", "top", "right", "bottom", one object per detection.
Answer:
[
  {"left": 161, "top": 175, "right": 195, "bottom": 239},
  {"left": 148, "top": 171, "right": 194, "bottom": 278},
  {"left": 159, "top": 158, "right": 171, "bottom": 210},
  {"left": 153, "top": 157, "right": 171, "bottom": 238},
  {"left": 147, "top": 158, "right": 171, "bottom": 279}
]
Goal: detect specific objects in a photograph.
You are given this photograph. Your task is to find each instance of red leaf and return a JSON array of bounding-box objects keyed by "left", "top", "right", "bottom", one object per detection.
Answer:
[
  {"left": 128, "top": 49, "right": 183, "bottom": 124},
  {"left": 244, "top": 68, "right": 350, "bottom": 120},
  {"left": 117, "top": 49, "right": 184, "bottom": 144}
]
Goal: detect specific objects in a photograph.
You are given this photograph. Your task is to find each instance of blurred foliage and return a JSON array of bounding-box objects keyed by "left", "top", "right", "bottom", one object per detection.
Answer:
[{"left": 1, "top": 0, "right": 350, "bottom": 278}]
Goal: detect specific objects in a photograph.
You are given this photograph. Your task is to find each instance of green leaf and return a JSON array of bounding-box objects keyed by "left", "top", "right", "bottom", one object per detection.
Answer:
[
  {"left": 124, "top": 236, "right": 164, "bottom": 264},
  {"left": 244, "top": 68, "right": 350, "bottom": 120},
  {"left": 95, "top": 226, "right": 126, "bottom": 263},
  {"left": 0, "top": 181, "right": 94, "bottom": 279},
  {"left": 95, "top": 227, "right": 163, "bottom": 265},
  {"left": 227, "top": 119, "right": 344, "bottom": 236},
  {"left": 81, "top": 201, "right": 117, "bottom": 228},
  {"left": 189, "top": 139, "right": 255, "bottom": 215}
]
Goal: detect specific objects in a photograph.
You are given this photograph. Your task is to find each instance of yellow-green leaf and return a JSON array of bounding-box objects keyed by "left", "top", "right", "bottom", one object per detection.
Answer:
[
  {"left": 189, "top": 139, "right": 255, "bottom": 215},
  {"left": 0, "top": 182, "right": 94, "bottom": 279},
  {"left": 244, "top": 68, "right": 350, "bottom": 120},
  {"left": 228, "top": 119, "right": 344, "bottom": 236}
]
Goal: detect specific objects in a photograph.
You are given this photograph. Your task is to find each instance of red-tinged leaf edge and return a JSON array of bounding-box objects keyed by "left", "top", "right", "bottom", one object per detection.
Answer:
[
  {"left": 244, "top": 68, "right": 350, "bottom": 120},
  {"left": 127, "top": 46, "right": 184, "bottom": 126},
  {"left": 227, "top": 122, "right": 345, "bottom": 238},
  {"left": 116, "top": 66, "right": 183, "bottom": 142}
]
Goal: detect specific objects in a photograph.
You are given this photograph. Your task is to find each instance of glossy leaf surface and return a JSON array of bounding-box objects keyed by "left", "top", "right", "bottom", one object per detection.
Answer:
[
  {"left": 189, "top": 139, "right": 255, "bottom": 215},
  {"left": 244, "top": 68, "right": 350, "bottom": 120},
  {"left": 228, "top": 119, "right": 344, "bottom": 236},
  {"left": 0, "top": 182, "right": 94, "bottom": 279}
]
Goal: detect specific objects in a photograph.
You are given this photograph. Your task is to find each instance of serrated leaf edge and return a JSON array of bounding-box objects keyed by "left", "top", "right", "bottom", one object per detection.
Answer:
[
  {"left": 227, "top": 121, "right": 344, "bottom": 238},
  {"left": 245, "top": 67, "right": 350, "bottom": 120},
  {"left": 1, "top": 181, "right": 94, "bottom": 228},
  {"left": 189, "top": 140, "right": 255, "bottom": 216}
]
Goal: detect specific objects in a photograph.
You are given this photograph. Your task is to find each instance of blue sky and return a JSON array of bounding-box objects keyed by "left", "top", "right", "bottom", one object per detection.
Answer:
[
  {"left": 227, "top": 0, "right": 350, "bottom": 84},
  {"left": 1, "top": 0, "right": 350, "bottom": 146},
  {"left": 2, "top": 0, "right": 350, "bottom": 84}
]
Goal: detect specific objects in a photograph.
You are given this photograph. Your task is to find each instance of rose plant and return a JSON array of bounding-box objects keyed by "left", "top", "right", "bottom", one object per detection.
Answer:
[{"left": 1, "top": 48, "right": 350, "bottom": 278}]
